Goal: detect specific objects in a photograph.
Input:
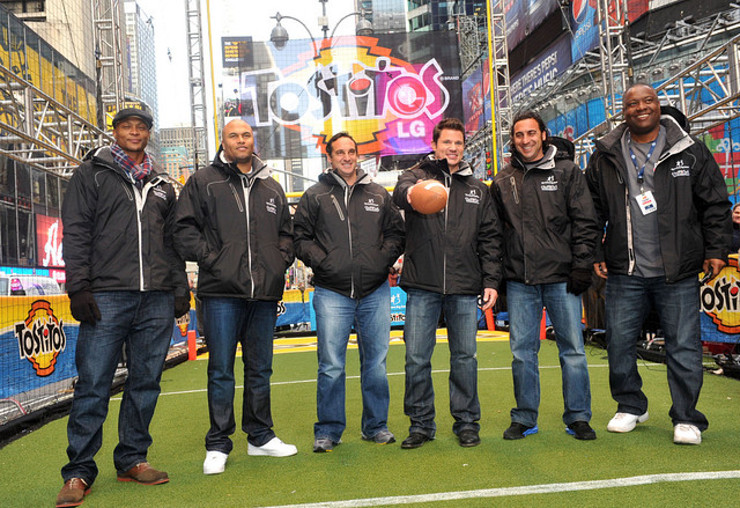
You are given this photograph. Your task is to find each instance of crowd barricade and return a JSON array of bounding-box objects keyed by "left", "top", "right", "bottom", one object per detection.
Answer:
[{"left": 700, "top": 254, "right": 740, "bottom": 346}]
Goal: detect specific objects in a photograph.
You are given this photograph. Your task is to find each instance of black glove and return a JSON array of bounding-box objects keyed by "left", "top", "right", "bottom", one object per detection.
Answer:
[
  {"left": 566, "top": 268, "right": 592, "bottom": 296},
  {"left": 69, "top": 291, "right": 101, "bottom": 324},
  {"left": 174, "top": 295, "right": 191, "bottom": 318}
]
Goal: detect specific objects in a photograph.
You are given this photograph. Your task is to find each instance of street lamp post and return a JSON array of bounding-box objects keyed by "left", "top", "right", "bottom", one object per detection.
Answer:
[{"left": 269, "top": 1, "right": 373, "bottom": 54}]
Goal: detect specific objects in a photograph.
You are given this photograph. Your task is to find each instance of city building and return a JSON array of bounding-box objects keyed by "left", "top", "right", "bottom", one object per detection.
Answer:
[{"left": 124, "top": 0, "right": 158, "bottom": 127}]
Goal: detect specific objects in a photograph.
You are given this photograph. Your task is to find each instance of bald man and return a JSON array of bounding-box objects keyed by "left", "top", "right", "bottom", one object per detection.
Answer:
[{"left": 174, "top": 120, "right": 297, "bottom": 474}]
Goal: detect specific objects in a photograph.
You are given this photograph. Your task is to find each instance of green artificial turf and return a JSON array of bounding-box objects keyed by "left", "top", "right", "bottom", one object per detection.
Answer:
[{"left": 2, "top": 339, "right": 739, "bottom": 507}]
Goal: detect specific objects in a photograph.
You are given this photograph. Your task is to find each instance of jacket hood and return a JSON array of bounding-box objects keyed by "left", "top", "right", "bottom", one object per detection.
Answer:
[
  {"left": 596, "top": 114, "right": 694, "bottom": 156},
  {"left": 510, "top": 144, "right": 558, "bottom": 172},
  {"left": 318, "top": 167, "right": 371, "bottom": 188},
  {"left": 418, "top": 153, "right": 474, "bottom": 177},
  {"left": 85, "top": 145, "right": 166, "bottom": 184},
  {"left": 213, "top": 148, "right": 272, "bottom": 180}
]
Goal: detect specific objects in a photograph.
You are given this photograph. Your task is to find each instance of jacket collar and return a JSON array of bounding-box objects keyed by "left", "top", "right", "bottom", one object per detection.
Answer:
[
  {"left": 88, "top": 145, "right": 165, "bottom": 185},
  {"left": 422, "top": 153, "right": 474, "bottom": 177},
  {"left": 597, "top": 115, "right": 694, "bottom": 157},
  {"left": 321, "top": 167, "right": 370, "bottom": 188},
  {"left": 215, "top": 149, "right": 271, "bottom": 180},
  {"left": 511, "top": 144, "right": 557, "bottom": 172}
]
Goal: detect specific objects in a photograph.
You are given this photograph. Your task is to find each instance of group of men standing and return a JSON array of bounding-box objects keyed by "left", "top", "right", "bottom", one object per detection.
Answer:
[{"left": 56, "top": 82, "right": 731, "bottom": 508}]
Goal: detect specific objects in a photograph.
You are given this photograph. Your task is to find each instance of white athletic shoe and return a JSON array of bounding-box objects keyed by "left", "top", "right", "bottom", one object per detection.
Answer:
[
  {"left": 673, "top": 424, "right": 701, "bottom": 445},
  {"left": 606, "top": 412, "right": 649, "bottom": 433},
  {"left": 203, "top": 450, "right": 228, "bottom": 475},
  {"left": 247, "top": 436, "right": 298, "bottom": 457}
]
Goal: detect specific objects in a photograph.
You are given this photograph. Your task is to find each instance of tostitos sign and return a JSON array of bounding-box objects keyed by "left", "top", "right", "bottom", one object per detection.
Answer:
[
  {"left": 14, "top": 299, "right": 67, "bottom": 376},
  {"left": 701, "top": 256, "right": 740, "bottom": 334}
]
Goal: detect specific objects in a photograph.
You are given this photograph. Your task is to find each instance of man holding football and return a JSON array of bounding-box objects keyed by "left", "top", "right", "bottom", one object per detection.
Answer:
[{"left": 392, "top": 118, "right": 503, "bottom": 449}]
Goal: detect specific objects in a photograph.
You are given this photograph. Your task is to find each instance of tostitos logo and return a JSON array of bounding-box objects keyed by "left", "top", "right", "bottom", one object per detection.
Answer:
[
  {"left": 14, "top": 300, "right": 67, "bottom": 377},
  {"left": 701, "top": 257, "right": 740, "bottom": 334}
]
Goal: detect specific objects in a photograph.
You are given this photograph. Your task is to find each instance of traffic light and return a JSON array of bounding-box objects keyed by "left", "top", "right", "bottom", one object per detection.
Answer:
[{"left": 485, "top": 151, "right": 492, "bottom": 178}]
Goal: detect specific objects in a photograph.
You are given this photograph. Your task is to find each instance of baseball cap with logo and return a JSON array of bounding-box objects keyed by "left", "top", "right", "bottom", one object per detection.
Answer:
[{"left": 112, "top": 108, "right": 153, "bottom": 129}]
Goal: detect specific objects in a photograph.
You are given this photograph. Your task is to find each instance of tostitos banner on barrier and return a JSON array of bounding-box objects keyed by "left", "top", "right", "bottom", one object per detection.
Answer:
[{"left": 700, "top": 254, "right": 740, "bottom": 344}]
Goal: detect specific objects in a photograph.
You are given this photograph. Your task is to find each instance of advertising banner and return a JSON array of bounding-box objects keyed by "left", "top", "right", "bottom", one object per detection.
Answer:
[
  {"left": 505, "top": 0, "right": 561, "bottom": 51},
  {"left": 35, "top": 213, "right": 64, "bottom": 268},
  {"left": 570, "top": 0, "right": 599, "bottom": 62},
  {"left": 308, "top": 286, "right": 407, "bottom": 330},
  {"left": 461, "top": 58, "right": 491, "bottom": 134},
  {"left": 511, "top": 36, "right": 571, "bottom": 105},
  {"left": 222, "top": 32, "right": 462, "bottom": 159},
  {"left": 700, "top": 255, "right": 740, "bottom": 344}
]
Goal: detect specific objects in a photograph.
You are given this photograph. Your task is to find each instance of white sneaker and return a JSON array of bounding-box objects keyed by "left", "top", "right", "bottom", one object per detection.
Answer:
[
  {"left": 203, "top": 450, "right": 228, "bottom": 475},
  {"left": 606, "top": 411, "right": 649, "bottom": 433},
  {"left": 247, "top": 436, "right": 298, "bottom": 457},
  {"left": 674, "top": 424, "right": 701, "bottom": 445}
]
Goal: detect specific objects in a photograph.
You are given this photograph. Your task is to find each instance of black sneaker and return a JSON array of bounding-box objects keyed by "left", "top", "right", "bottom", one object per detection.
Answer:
[
  {"left": 567, "top": 421, "right": 597, "bottom": 440},
  {"left": 503, "top": 422, "right": 538, "bottom": 440}
]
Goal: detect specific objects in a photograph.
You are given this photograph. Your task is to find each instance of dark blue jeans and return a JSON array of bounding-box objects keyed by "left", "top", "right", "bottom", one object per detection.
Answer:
[
  {"left": 507, "top": 281, "right": 591, "bottom": 427},
  {"left": 403, "top": 288, "right": 480, "bottom": 437},
  {"left": 61, "top": 291, "right": 174, "bottom": 486},
  {"left": 202, "top": 297, "right": 277, "bottom": 453},
  {"left": 313, "top": 282, "right": 391, "bottom": 441},
  {"left": 605, "top": 274, "right": 707, "bottom": 430}
]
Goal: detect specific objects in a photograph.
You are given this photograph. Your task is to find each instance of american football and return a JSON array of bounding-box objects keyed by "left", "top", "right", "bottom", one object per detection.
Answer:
[{"left": 409, "top": 180, "right": 448, "bottom": 214}]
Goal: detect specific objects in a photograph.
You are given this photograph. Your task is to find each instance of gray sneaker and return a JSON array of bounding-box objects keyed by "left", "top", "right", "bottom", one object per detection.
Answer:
[
  {"left": 362, "top": 429, "right": 396, "bottom": 444},
  {"left": 313, "top": 437, "right": 338, "bottom": 453}
]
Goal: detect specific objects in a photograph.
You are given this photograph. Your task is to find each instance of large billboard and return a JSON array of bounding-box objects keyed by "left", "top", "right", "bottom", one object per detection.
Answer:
[
  {"left": 511, "top": 36, "right": 572, "bottom": 105},
  {"left": 35, "top": 213, "right": 64, "bottom": 269},
  {"left": 505, "top": 0, "right": 561, "bottom": 51},
  {"left": 221, "top": 32, "right": 462, "bottom": 159}
]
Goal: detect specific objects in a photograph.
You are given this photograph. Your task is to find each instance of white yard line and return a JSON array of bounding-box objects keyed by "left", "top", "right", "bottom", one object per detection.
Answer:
[{"left": 257, "top": 471, "right": 740, "bottom": 508}]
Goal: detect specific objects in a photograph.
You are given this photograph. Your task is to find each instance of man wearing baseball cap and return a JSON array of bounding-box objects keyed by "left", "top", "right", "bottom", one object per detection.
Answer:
[{"left": 56, "top": 107, "right": 189, "bottom": 507}]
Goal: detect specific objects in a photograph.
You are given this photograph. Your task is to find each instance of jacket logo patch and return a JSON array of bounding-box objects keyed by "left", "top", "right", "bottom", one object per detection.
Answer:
[
  {"left": 266, "top": 197, "right": 277, "bottom": 215},
  {"left": 464, "top": 189, "right": 481, "bottom": 205},
  {"left": 364, "top": 198, "right": 380, "bottom": 213},
  {"left": 540, "top": 175, "right": 558, "bottom": 192},
  {"left": 151, "top": 187, "right": 168, "bottom": 201},
  {"left": 670, "top": 159, "right": 691, "bottom": 178}
]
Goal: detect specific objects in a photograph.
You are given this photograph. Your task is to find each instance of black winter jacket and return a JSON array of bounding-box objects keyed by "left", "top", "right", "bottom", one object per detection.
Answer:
[
  {"left": 391, "top": 155, "right": 502, "bottom": 295},
  {"left": 294, "top": 170, "right": 405, "bottom": 299},
  {"left": 585, "top": 116, "right": 732, "bottom": 282},
  {"left": 492, "top": 144, "right": 599, "bottom": 284},
  {"left": 174, "top": 151, "right": 294, "bottom": 300},
  {"left": 62, "top": 146, "right": 187, "bottom": 296}
]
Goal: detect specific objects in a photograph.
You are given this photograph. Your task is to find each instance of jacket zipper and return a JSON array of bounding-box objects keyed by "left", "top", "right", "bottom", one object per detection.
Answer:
[
  {"left": 331, "top": 194, "right": 345, "bottom": 221},
  {"left": 132, "top": 180, "right": 156, "bottom": 292},
  {"left": 344, "top": 186, "right": 356, "bottom": 298},
  {"left": 230, "top": 183, "right": 244, "bottom": 212},
  {"left": 510, "top": 176, "right": 520, "bottom": 204},
  {"left": 242, "top": 176, "right": 254, "bottom": 298},
  {"left": 443, "top": 173, "right": 450, "bottom": 293}
]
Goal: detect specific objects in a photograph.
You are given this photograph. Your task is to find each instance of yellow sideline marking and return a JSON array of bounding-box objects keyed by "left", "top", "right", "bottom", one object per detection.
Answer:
[{"left": 195, "top": 328, "right": 510, "bottom": 359}]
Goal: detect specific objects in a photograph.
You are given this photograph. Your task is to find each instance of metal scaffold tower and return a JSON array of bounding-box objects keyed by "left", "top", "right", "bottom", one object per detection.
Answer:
[
  {"left": 487, "top": 0, "right": 513, "bottom": 171},
  {"left": 596, "top": 0, "right": 632, "bottom": 128},
  {"left": 93, "top": 0, "right": 126, "bottom": 128},
  {"left": 185, "top": 0, "right": 208, "bottom": 171}
]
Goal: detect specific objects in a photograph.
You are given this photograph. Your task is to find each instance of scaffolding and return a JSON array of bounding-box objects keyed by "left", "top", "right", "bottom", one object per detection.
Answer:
[
  {"left": 185, "top": 0, "right": 208, "bottom": 171},
  {"left": 92, "top": 0, "right": 125, "bottom": 128}
]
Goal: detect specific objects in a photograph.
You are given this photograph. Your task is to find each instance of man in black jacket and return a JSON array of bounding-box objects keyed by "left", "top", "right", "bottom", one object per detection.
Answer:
[
  {"left": 294, "top": 132, "right": 404, "bottom": 453},
  {"left": 491, "top": 111, "right": 599, "bottom": 441},
  {"left": 174, "top": 119, "right": 297, "bottom": 475},
  {"left": 392, "top": 118, "right": 502, "bottom": 449},
  {"left": 586, "top": 83, "right": 731, "bottom": 445},
  {"left": 57, "top": 108, "right": 189, "bottom": 507}
]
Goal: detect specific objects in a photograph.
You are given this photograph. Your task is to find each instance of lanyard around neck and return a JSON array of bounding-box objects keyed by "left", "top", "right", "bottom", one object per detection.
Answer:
[{"left": 627, "top": 132, "right": 660, "bottom": 185}]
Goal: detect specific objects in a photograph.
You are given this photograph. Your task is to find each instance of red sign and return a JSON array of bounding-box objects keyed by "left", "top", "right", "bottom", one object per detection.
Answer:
[{"left": 35, "top": 214, "right": 64, "bottom": 268}]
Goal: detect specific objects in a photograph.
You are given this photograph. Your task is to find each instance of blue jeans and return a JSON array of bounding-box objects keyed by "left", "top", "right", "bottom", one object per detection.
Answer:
[
  {"left": 605, "top": 274, "right": 707, "bottom": 430},
  {"left": 403, "top": 288, "right": 480, "bottom": 437},
  {"left": 202, "top": 297, "right": 277, "bottom": 453},
  {"left": 507, "top": 281, "right": 592, "bottom": 427},
  {"left": 313, "top": 282, "right": 391, "bottom": 441},
  {"left": 61, "top": 291, "right": 174, "bottom": 486}
]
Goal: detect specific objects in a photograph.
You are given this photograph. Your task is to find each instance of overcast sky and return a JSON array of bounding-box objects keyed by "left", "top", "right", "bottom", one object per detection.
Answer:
[{"left": 136, "top": 0, "right": 356, "bottom": 140}]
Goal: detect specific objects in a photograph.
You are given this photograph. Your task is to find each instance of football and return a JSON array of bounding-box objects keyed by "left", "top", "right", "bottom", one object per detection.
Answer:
[{"left": 409, "top": 179, "right": 448, "bottom": 214}]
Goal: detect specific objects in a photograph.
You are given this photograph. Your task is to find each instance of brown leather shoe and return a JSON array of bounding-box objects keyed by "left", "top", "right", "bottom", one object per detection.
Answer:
[
  {"left": 56, "top": 478, "right": 90, "bottom": 507},
  {"left": 116, "top": 462, "right": 169, "bottom": 485}
]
